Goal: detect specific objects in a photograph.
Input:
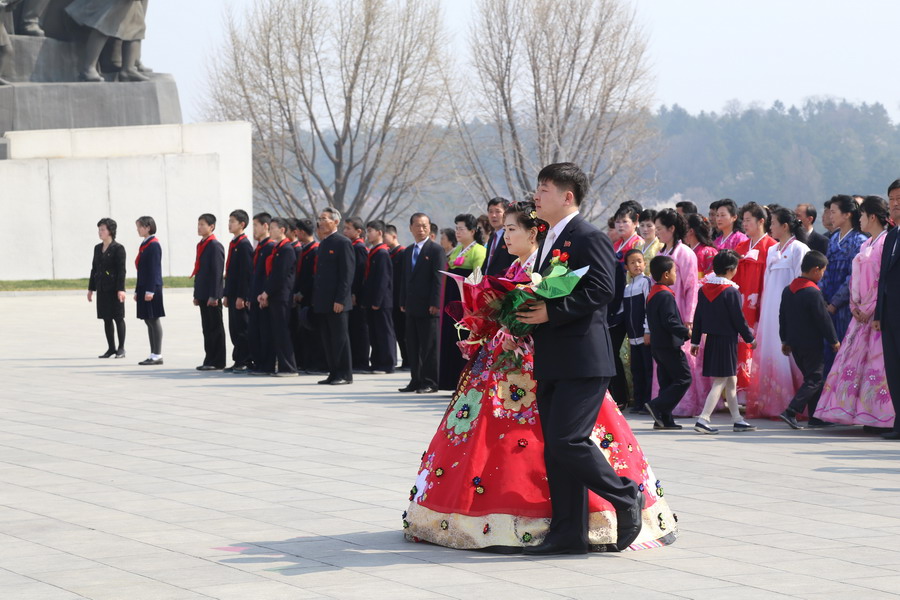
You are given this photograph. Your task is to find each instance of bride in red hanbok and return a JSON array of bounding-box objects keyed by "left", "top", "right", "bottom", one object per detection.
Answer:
[{"left": 403, "top": 202, "right": 677, "bottom": 552}]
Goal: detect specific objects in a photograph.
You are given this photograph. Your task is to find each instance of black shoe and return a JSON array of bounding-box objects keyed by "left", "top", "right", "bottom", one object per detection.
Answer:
[
  {"left": 645, "top": 403, "right": 665, "bottom": 428},
  {"left": 882, "top": 430, "right": 900, "bottom": 440},
  {"left": 318, "top": 378, "right": 335, "bottom": 385},
  {"left": 115, "top": 349, "right": 126, "bottom": 359},
  {"left": 416, "top": 386, "right": 438, "bottom": 394},
  {"left": 248, "top": 370, "right": 271, "bottom": 376},
  {"left": 398, "top": 385, "right": 417, "bottom": 393},
  {"left": 271, "top": 371, "right": 298, "bottom": 377},
  {"left": 223, "top": 366, "right": 234, "bottom": 373},
  {"left": 779, "top": 410, "right": 803, "bottom": 430},
  {"left": 196, "top": 365, "right": 219, "bottom": 371},
  {"left": 329, "top": 378, "right": 352, "bottom": 385},
  {"left": 99, "top": 349, "right": 116, "bottom": 358},
  {"left": 522, "top": 538, "right": 588, "bottom": 555},
  {"left": 807, "top": 418, "right": 837, "bottom": 429},
  {"left": 232, "top": 365, "right": 249, "bottom": 373},
  {"left": 694, "top": 420, "right": 719, "bottom": 435},
  {"left": 615, "top": 494, "right": 646, "bottom": 551},
  {"left": 733, "top": 421, "right": 757, "bottom": 432},
  {"left": 138, "top": 358, "right": 163, "bottom": 366}
]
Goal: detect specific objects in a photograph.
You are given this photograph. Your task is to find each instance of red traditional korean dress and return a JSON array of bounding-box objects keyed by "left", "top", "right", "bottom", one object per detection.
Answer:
[
  {"left": 732, "top": 235, "right": 777, "bottom": 390},
  {"left": 403, "top": 259, "right": 678, "bottom": 551}
]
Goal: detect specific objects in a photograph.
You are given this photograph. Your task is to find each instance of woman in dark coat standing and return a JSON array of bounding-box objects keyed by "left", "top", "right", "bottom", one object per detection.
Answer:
[
  {"left": 134, "top": 215, "right": 165, "bottom": 365},
  {"left": 88, "top": 217, "right": 127, "bottom": 358}
]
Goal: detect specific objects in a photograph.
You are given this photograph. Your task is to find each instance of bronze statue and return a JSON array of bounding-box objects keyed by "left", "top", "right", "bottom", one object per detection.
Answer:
[{"left": 65, "top": 0, "right": 146, "bottom": 82}]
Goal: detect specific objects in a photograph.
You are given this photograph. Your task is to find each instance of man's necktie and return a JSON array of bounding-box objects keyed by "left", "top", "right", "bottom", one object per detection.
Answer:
[{"left": 412, "top": 243, "right": 420, "bottom": 268}]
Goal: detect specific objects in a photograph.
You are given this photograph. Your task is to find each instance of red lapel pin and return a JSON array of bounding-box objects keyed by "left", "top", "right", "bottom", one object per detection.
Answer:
[{"left": 563, "top": 241, "right": 572, "bottom": 247}]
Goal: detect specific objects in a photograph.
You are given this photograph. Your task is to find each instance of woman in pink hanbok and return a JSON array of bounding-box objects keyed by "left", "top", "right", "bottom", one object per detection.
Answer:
[
  {"left": 711, "top": 199, "right": 749, "bottom": 252},
  {"left": 815, "top": 196, "right": 894, "bottom": 427},
  {"left": 652, "top": 210, "right": 699, "bottom": 422},
  {"left": 746, "top": 208, "right": 810, "bottom": 418}
]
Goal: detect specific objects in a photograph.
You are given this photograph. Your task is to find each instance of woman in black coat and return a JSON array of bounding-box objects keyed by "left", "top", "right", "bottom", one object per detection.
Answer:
[
  {"left": 134, "top": 215, "right": 165, "bottom": 365},
  {"left": 88, "top": 218, "right": 127, "bottom": 358}
]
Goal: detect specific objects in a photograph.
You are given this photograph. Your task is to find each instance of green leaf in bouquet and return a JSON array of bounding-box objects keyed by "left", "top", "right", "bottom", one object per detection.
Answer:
[{"left": 534, "top": 266, "right": 589, "bottom": 299}]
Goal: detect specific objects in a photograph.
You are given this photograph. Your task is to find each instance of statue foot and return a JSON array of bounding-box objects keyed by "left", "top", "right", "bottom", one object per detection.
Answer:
[
  {"left": 78, "top": 69, "right": 104, "bottom": 83},
  {"left": 119, "top": 68, "right": 150, "bottom": 82},
  {"left": 0, "top": 77, "right": 11, "bottom": 86},
  {"left": 21, "top": 23, "right": 45, "bottom": 37},
  {"left": 135, "top": 60, "right": 153, "bottom": 73}
]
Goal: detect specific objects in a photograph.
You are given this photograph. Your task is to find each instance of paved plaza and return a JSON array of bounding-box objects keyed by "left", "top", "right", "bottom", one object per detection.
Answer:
[{"left": 0, "top": 289, "right": 899, "bottom": 599}]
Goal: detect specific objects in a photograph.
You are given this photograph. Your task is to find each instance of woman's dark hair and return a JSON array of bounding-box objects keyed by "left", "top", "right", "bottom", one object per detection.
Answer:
[
  {"left": 770, "top": 207, "right": 808, "bottom": 244},
  {"left": 711, "top": 198, "right": 743, "bottom": 233},
  {"left": 476, "top": 214, "right": 492, "bottom": 237},
  {"left": 505, "top": 200, "right": 549, "bottom": 243},
  {"left": 607, "top": 216, "right": 616, "bottom": 229},
  {"left": 617, "top": 200, "right": 643, "bottom": 217},
  {"left": 829, "top": 194, "right": 862, "bottom": 231},
  {"left": 859, "top": 195, "right": 890, "bottom": 228},
  {"left": 655, "top": 209, "right": 687, "bottom": 245},
  {"left": 638, "top": 208, "right": 658, "bottom": 223},
  {"left": 712, "top": 249, "right": 740, "bottom": 276},
  {"left": 614, "top": 205, "right": 639, "bottom": 223},
  {"left": 97, "top": 217, "right": 117, "bottom": 240},
  {"left": 686, "top": 214, "right": 713, "bottom": 247},
  {"left": 739, "top": 202, "right": 770, "bottom": 233},
  {"left": 454, "top": 213, "right": 483, "bottom": 244},
  {"left": 440, "top": 228, "right": 457, "bottom": 247},
  {"left": 135, "top": 216, "right": 157, "bottom": 235}
]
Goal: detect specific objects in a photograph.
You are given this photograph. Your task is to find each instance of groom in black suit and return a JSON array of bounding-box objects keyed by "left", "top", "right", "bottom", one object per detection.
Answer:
[
  {"left": 875, "top": 180, "right": 900, "bottom": 440},
  {"left": 517, "top": 162, "right": 643, "bottom": 554}
]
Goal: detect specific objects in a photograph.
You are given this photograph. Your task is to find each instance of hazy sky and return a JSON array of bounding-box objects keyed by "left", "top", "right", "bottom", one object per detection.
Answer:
[{"left": 145, "top": 0, "right": 900, "bottom": 123}]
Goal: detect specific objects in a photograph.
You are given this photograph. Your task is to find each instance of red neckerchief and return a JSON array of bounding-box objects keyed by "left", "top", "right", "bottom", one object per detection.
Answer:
[
  {"left": 226, "top": 233, "right": 247, "bottom": 275},
  {"left": 191, "top": 234, "right": 217, "bottom": 278},
  {"left": 390, "top": 244, "right": 405, "bottom": 258},
  {"left": 253, "top": 237, "right": 273, "bottom": 268},
  {"left": 135, "top": 236, "right": 159, "bottom": 269},
  {"left": 365, "top": 244, "right": 389, "bottom": 280},
  {"left": 266, "top": 238, "right": 289, "bottom": 276},
  {"left": 648, "top": 284, "right": 674, "bottom": 302},
  {"left": 789, "top": 277, "right": 819, "bottom": 294},
  {"left": 352, "top": 238, "right": 365, "bottom": 248},
  {"left": 701, "top": 282, "right": 731, "bottom": 302},
  {"left": 297, "top": 241, "right": 319, "bottom": 275},
  {"left": 291, "top": 240, "right": 300, "bottom": 250}
]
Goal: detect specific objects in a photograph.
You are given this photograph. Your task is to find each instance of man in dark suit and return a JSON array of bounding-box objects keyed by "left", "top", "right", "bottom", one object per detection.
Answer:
[
  {"left": 223, "top": 209, "right": 253, "bottom": 373},
  {"left": 796, "top": 203, "right": 830, "bottom": 254},
  {"left": 363, "top": 220, "right": 396, "bottom": 373},
  {"left": 259, "top": 217, "right": 298, "bottom": 376},
  {"left": 875, "top": 180, "right": 900, "bottom": 440},
  {"left": 516, "top": 163, "right": 643, "bottom": 554},
  {"left": 482, "top": 197, "right": 514, "bottom": 277},
  {"left": 292, "top": 217, "right": 326, "bottom": 374},
  {"left": 313, "top": 207, "right": 355, "bottom": 385},
  {"left": 399, "top": 213, "right": 444, "bottom": 394},
  {"left": 249, "top": 212, "right": 276, "bottom": 375},
  {"left": 385, "top": 223, "right": 408, "bottom": 369},
  {"left": 192, "top": 213, "right": 227, "bottom": 371},
  {"left": 343, "top": 216, "right": 371, "bottom": 372}
]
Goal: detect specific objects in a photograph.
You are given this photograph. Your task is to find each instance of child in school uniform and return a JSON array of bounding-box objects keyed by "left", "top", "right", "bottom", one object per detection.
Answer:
[
  {"left": 645, "top": 255, "right": 692, "bottom": 430},
  {"left": 690, "top": 250, "right": 758, "bottom": 434},
  {"left": 623, "top": 249, "right": 652, "bottom": 414},
  {"left": 778, "top": 251, "right": 841, "bottom": 429}
]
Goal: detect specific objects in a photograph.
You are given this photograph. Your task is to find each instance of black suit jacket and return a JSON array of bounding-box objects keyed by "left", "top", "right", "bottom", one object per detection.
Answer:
[
  {"left": 400, "top": 240, "right": 444, "bottom": 317},
  {"left": 294, "top": 241, "right": 319, "bottom": 305},
  {"left": 89, "top": 241, "right": 126, "bottom": 293},
  {"left": 531, "top": 214, "right": 617, "bottom": 379},
  {"left": 251, "top": 238, "right": 276, "bottom": 298},
  {"left": 647, "top": 287, "right": 690, "bottom": 348},
  {"left": 313, "top": 232, "right": 354, "bottom": 314},
  {"left": 483, "top": 230, "right": 515, "bottom": 277},
  {"left": 193, "top": 237, "right": 225, "bottom": 301},
  {"left": 390, "top": 245, "right": 406, "bottom": 306},
  {"left": 876, "top": 227, "right": 900, "bottom": 322},
  {"left": 362, "top": 245, "right": 393, "bottom": 309},
  {"left": 265, "top": 239, "right": 296, "bottom": 300},
  {"left": 351, "top": 238, "right": 368, "bottom": 299},
  {"left": 779, "top": 282, "right": 839, "bottom": 348},
  {"left": 224, "top": 234, "right": 252, "bottom": 301},
  {"left": 807, "top": 229, "right": 830, "bottom": 255}
]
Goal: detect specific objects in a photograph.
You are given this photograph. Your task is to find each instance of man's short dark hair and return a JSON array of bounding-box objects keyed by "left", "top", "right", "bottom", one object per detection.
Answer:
[
  {"left": 675, "top": 201, "right": 698, "bottom": 214},
  {"left": 650, "top": 255, "right": 675, "bottom": 281},
  {"left": 385, "top": 223, "right": 398, "bottom": 236},
  {"left": 712, "top": 249, "right": 740, "bottom": 276},
  {"left": 295, "top": 218, "right": 314, "bottom": 236},
  {"left": 537, "top": 162, "right": 589, "bottom": 206},
  {"left": 198, "top": 213, "right": 216, "bottom": 227},
  {"left": 801, "top": 250, "right": 828, "bottom": 273},
  {"left": 888, "top": 179, "right": 900, "bottom": 195},
  {"left": 487, "top": 197, "right": 510, "bottom": 210},
  {"left": 797, "top": 203, "right": 817, "bottom": 224},
  {"left": 253, "top": 212, "right": 272, "bottom": 225},
  {"left": 430, "top": 222, "right": 439, "bottom": 235},
  {"left": 409, "top": 212, "right": 429, "bottom": 225},
  {"left": 230, "top": 209, "right": 249, "bottom": 228},
  {"left": 366, "top": 219, "right": 385, "bottom": 233},
  {"left": 270, "top": 216, "right": 289, "bottom": 230},
  {"left": 344, "top": 217, "right": 364, "bottom": 232},
  {"left": 624, "top": 248, "right": 643, "bottom": 263}
]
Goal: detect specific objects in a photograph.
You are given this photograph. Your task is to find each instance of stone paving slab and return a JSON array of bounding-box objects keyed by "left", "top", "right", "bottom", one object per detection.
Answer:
[{"left": 0, "top": 289, "right": 898, "bottom": 599}]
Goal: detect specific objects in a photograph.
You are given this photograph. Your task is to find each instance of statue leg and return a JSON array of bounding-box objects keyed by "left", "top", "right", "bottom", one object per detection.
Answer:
[
  {"left": 0, "top": 43, "right": 12, "bottom": 86},
  {"left": 79, "top": 29, "right": 107, "bottom": 82},
  {"left": 21, "top": 0, "right": 51, "bottom": 37},
  {"left": 135, "top": 0, "right": 152, "bottom": 72},
  {"left": 120, "top": 41, "right": 149, "bottom": 82}
]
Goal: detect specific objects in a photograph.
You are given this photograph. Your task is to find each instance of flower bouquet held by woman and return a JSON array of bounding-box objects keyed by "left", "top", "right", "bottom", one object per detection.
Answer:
[{"left": 403, "top": 202, "right": 678, "bottom": 552}]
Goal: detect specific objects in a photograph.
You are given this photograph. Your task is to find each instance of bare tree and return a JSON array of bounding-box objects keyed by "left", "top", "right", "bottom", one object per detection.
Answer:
[
  {"left": 205, "top": 0, "right": 450, "bottom": 221},
  {"left": 452, "top": 0, "right": 657, "bottom": 220}
]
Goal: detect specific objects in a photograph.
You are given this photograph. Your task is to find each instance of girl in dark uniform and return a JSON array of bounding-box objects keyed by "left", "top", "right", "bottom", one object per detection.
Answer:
[
  {"left": 88, "top": 218, "right": 127, "bottom": 358},
  {"left": 134, "top": 215, "right": 165, "bottom": 365}
]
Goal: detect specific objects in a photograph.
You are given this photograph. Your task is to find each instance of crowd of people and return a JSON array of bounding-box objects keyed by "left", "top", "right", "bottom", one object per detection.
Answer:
[{"left": 87, "top": 180, "right": 900, "bottom": 439}]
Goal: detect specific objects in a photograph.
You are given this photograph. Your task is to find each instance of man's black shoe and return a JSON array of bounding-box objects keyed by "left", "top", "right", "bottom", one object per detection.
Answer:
[
  {"left": 645, "top": 403, "right": 665, "bottom": 428},
  {"left": 779, "top": 410, "right": 803, "bottom": 430},
  {"left": 416, "top": 386, "right": 438, "bottom": 394},
  {"left": 398, "top": 385, "right": 417, "bottom": 393},
  {"left": 807, "top": 418, "right": 837, "bottom": 429},
  {"left": 522, "top": 538, "right": 588, "bottom": 555},
  {"left": 615, "top": 493, "right": 646, "bottom": 551},
  {"left": 196, "top": 365, "right": 218, "bottom": 371},
  {"left": 318, "top": 378, "right": 335, "bottom": 385},
  {"left": 330, "top": 379, "right": 352, "bottom": 385}
]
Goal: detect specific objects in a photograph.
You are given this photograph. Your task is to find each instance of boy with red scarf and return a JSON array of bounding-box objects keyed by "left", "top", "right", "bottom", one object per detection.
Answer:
[
  {"left": 363, "top": 220, "right": 396, "bottom": 373},
  {"left": 223, "top": 209, "right": 253, "bottom": 372},
  {"left": 192, "top": 214, "right": 226, "bottom": 371}
]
